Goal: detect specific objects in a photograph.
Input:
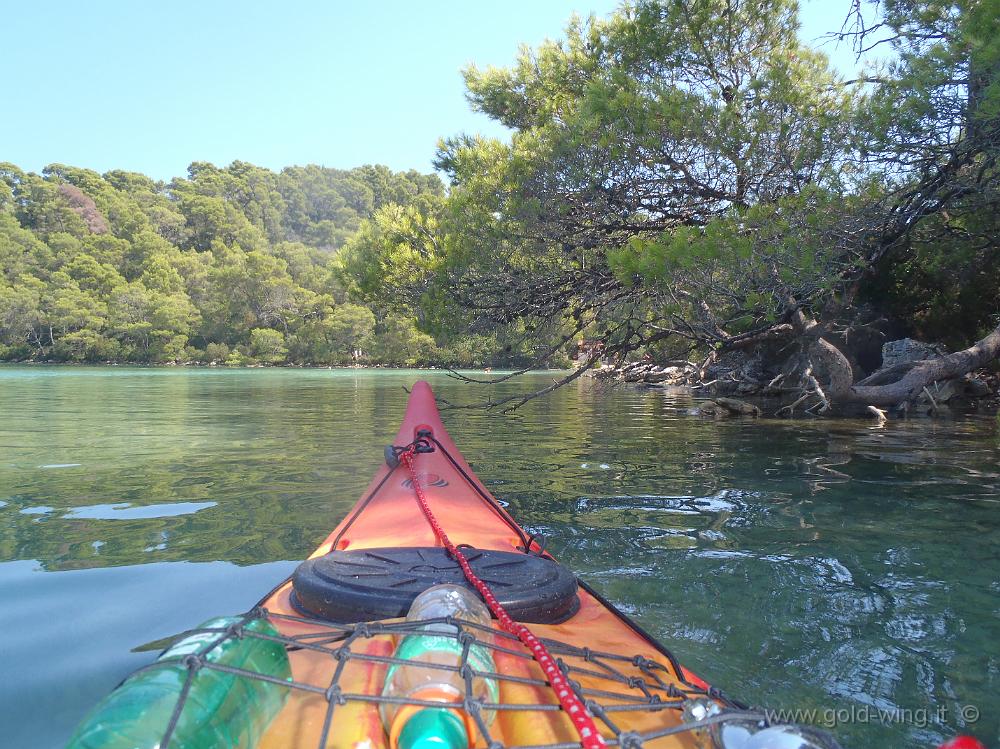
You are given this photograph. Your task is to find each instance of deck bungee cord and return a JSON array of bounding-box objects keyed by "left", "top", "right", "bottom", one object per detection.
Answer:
[{"left": 396, "top": 437, "right": 606, "bottom": 749}]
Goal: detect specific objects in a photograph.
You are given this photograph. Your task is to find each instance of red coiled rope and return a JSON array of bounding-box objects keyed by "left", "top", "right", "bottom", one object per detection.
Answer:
[{"left": 399, "top": 446, "right": 606, "bottom": 749}]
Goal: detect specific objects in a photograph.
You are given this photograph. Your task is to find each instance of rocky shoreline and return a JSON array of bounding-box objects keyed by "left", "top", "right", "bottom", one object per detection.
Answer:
[{"left": 591, "top": 337, "right": 1000, "bottom": 418}]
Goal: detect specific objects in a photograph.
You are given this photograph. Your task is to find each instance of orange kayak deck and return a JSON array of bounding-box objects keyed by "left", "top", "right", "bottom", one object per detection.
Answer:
[{"left": 257, "top": 381, "right": 732, "bottom": 749}]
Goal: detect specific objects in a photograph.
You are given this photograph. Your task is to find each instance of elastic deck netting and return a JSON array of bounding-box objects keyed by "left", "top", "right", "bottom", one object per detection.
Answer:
[{"left": 142, "top": 607, "right": 803, "bottom": 749}]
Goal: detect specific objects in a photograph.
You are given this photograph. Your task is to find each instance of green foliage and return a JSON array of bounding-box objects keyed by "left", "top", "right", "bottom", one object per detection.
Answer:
[
  {"left": 335, "top": 197, "right": 446, "bottom": 303},
  {"left": 0, "top": 160, "right": 474, "bottom": 366},
  {"left": 857, "top": 0, "right": 997, "bottom": 170},
  {"left": 333, "top": 185, "right": 563, "bottom": 366},
  {"left": 404, "top": 0, "right": 868, "bottom": 364},
  {"left": 411, "top": 0, "right": 997, "bottom": 368},
  {"left": 437, "top": 334, "right": 500, "bottom": 368},
  {"left": 460, "top": 0, "right": 860, "bottom": 214},
  {"left": 370, "top": 315, "right": 439, "bottom": 366},
  {"left": 850, "top": 0, "right": 1000, "bottom": 344},
  {"left": 204, "top": 342, "right": 230, "bottom": 363},
  {"left": 864, "top": 192, "right": 1000, "bottom": 345},
  {"left": 249, "top": 328, "right": 288, "bottom": 364}
]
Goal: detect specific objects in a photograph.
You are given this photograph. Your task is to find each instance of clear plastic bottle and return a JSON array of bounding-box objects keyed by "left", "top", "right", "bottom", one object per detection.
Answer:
[
  {"left": 66, "top": 616, "right": 291, "bottom": 749},
  {"left": 381, "top": 584, "right": 499, "bottom": 749}
]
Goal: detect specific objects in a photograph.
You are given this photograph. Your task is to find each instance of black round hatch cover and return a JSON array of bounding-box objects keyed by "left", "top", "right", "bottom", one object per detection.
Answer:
[{"left": 291, "top": 546, "right": 579, "bottom": 624}]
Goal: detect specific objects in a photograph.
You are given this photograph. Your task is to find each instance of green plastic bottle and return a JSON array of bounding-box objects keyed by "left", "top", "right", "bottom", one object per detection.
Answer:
[
  {"left": 66, "top": 616, "right": 291, "bottom": 749},
  {"left": 381, "top": 585, "right": 499, "bottom": 749}
]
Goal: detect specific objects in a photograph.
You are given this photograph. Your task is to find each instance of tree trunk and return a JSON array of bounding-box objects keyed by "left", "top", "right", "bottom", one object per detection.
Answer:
[{"left": 813, "top": 323, "right": 1000, "bottom": 408}]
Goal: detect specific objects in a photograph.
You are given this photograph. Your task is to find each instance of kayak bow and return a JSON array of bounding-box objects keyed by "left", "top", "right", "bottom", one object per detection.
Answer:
[{"left": 250, "top": 382, "right": 832, "bottom": 749}]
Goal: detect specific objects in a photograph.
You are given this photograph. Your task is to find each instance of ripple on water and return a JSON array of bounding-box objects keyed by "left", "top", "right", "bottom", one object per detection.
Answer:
[
  {"left": 574, "top": 488, "right": 754, "bottom": 518},
  {"left": 814, "top": 643, "right": 906, "bottom": 711},
  {"left": 576, "top": 495, "right": 703, "bottom": 516}
]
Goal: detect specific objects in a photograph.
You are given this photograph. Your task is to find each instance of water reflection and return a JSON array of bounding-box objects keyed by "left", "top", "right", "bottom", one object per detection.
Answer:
[{"left": 0, "top": 366, "right": 998, "bottom": 748}]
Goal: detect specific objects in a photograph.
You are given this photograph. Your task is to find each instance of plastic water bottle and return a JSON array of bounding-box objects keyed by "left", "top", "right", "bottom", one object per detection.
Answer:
[
  {"left": 381, "top": 584, "right": 499, "bottom": 749},
  {"left": 66, "top": 615, "right": 291, "bottom": 749}
]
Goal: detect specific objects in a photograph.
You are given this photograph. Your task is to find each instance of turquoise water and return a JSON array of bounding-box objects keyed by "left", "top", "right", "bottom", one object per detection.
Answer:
[{"left": 1, "top": 366, "right": 997, "bottom": 748}]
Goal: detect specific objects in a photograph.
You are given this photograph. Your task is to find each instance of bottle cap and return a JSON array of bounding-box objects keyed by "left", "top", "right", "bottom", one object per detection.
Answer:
[{"left": 398, "top": 708, "right": 468, "bottom": 749}]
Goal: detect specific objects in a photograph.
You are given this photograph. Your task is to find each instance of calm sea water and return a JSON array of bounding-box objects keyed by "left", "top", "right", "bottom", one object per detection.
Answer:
[{"left": 1, "top": 366, "right": 997, "bottom": 748}]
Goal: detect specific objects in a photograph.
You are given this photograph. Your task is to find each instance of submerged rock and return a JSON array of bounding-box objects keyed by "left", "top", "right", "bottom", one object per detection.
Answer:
[{"left": 698, "top": 397, "right": 761, "bottom": 417}]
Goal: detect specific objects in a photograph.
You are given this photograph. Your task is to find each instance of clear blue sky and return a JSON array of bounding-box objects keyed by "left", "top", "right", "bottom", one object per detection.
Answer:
[{"left": 2, "top": 0, "right": 864, "bottom": 182}]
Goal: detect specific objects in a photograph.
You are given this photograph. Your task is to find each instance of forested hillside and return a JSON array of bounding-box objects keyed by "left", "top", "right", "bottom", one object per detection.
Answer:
[{"left": 0, "top": 161, "right": 543, "bottom": 367}]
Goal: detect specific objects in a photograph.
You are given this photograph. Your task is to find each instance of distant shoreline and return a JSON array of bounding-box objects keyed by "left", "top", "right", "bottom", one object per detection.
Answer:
[{"left": 0, "top": 360, "right": 569, "bottom": 373}]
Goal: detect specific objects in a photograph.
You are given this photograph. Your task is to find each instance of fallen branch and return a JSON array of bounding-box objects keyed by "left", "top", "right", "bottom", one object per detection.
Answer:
[
  {"left": 776, "top": 392, "right": 812, "bottom": 417},
  {"left": 803, "top": 369, "right": 832, "bottom": 413},
  {"left": 437, "top": 357, "right": 601, "bottom": 412},
  {"left": 866, "top": 405, "right": 888, "bottom": 424},
  {"left": 921, "top": 385, "right": 939, "bottom": 413},
  {"left": 691, "top": 379, "right": 719, "bottom": 389}
]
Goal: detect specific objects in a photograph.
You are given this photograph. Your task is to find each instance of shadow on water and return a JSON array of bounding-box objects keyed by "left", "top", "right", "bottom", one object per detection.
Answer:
[{"left": 0, "top": 366, "right": 997, "bottom": 747}]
